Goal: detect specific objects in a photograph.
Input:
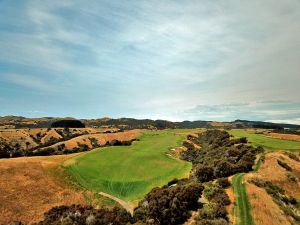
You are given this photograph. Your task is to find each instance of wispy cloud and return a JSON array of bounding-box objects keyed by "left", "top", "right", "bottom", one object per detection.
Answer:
[
  {"left": 0, "top": 0, "right": 299, "bottom": 120},
  {"left": 2, "top": 74, "right": 56, "bottom": 93}
]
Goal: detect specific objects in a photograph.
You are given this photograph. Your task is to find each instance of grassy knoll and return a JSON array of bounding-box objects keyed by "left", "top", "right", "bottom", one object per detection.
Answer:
[
  {"left": 229, "top": 129, "right": 300, "bottom": 151},
  {"left": 64, "top": 130, "right": 192, "bottom": 202},
  {"left": 232, "top": 173, "right": 254, "bottom": 225}
]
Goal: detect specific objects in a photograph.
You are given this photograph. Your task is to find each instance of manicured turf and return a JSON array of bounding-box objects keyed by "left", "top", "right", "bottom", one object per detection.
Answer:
[
  {"left": 229, "top": 129, "right": 300, "bottom": 151},
  {"left": 232, "top": 173, "right": 254, "bottom": 225},
  {"left": 64, "top": 130, "right": 192, "bottom": 202}
]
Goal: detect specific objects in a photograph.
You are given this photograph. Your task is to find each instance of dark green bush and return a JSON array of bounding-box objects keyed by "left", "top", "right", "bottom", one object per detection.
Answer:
[
  {"left": 194, "top": 164, "right": 215, "bottom": 182},
  {"left": 198, "top": 202, "right": 228, "bottom": 220},
  {"left": 195, "top": 218, "right": 229, "bottom": 225},
  {"left": 135, "top": 183, "right": 204, "bottom": 225},
  {"left": 217, "top": 178, "right": 231, "bottom": 188},
  {"left": 277, "top": 159, "right": 292, "bottom": 171},
  {"left": 284, "top": 152, "right": 299, "bottom": 162}
]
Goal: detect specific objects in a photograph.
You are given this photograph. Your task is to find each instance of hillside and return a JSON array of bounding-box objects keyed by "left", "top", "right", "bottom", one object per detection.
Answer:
[
  {"left": 1, "top": 116, "right": 300, "bottom": 130},
  {"left": 245, "top": 151, "right": 300, "bottom": 225},
  {"left": 0, "top": 127, "right": 136, "bottom": 158}
]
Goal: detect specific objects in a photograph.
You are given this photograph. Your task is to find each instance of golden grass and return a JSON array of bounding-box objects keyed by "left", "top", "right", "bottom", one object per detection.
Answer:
[
  {"left": 267, "top": 132, "right": 300, "bottom": 141},
  {"left": 246, "top": 182, "right": 290, "bottom": 225},
  {"left": 0, "top": 154, "right": 85, "bottom": 224},
  {"left": 44, "top": 129, "right": 141, "bottom": 150},
  {"left": 226, "top": 176, "right": 236, "bottom": 224},
  {"left": 245, "top": 151, "right": 300, "bottom": 225},
  {"left": 254, "top": 152, "right": 300, "bottom": 199}
]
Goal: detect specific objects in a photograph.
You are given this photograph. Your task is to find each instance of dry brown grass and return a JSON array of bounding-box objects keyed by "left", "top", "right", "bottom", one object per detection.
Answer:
[
  {"left": 245, "top": 151, "right": 300, "bottom": 225},
  {"left": 253, "top": 151, "right": 300, "bottom": 199},
  {"left": 40, "top": 129, "right": 62, "bottom": 144},
  {"left": 0, "top": 154, "right": 85, "bottom": 224},
  {"left": 43, "top": 129, "right": 141, "bottom": 150},
  {"left": 225, "top": 176, "right": 236, "bottom": 225},
  {"left": 267, "top": 132, "right": 300, "bottom": 141},
  {"left": 246, "top": 182, "right": 290, "bottom": 225}
]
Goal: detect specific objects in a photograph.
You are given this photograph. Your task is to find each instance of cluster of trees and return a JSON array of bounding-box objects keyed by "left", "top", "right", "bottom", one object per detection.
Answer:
[
  {"left": 181, "top": 130, "right": 263, "bottom": 182},
  {"left": 194, "top": 179, "right": 231, "bottom": 225},
  {"left": 273, "top": 128, "right": 300, "bottom": 135},
  {"left": 133, "top": 183, "right": 204, "bottom": 224},
  {"left": 51, "top": 120, "right": 86, "bottom": 128},
  {"left": 0, "top": 138, "right": 24, "bottom": 158},
  {"left": 35, "top": 205, "right": 133, "bottom": 225}
]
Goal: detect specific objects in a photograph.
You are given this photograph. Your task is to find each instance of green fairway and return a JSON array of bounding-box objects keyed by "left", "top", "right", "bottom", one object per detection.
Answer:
[
  {"left": 64, "top": 130, "right": 192, "bottom": 202},
  {"left": 232, "top": 173, "right": 254, "bottom": 225},
  {"left": 229, "top": 129, "right": 300, "bottom": 151}
]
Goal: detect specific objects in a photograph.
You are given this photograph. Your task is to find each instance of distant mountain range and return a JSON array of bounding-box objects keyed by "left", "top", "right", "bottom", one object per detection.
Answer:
[{"left": 1, "top": 116, "right": 300, "bottom": 130}]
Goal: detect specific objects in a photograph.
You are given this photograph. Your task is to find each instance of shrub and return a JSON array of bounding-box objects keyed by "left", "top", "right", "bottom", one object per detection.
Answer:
[
  {"left": 88, "top": 137, "right": 100, "bottom": 148},
  {"left": 217, "top": 178, "right": 231, "bottom": 188},
  {"left": 214, "top": 161, "right": 235, "bottom": 178},
  {"left": 167, "top": 178, "right": 179, "bottom": 186},
  {"left": 287, "top": 173, "right": 297, "bottom": 183},
  {"left": 135, "top": 183, "right": 204, "bottom": 225},
  {"left": 248, "top": 177, "right": 265, "bottom": 188},
  {"left": 194, "top": 164, "right": 215, "bottom": 182},
  {"left": 284, "top": 152, "right": 299, "bottom": 162},
  {"left": 195, "top": 218, "right": 229, "bottom": 225},
  {"left": 203, "top": 184, "right": 230, "bottom": 206},
  {"left": 37, "top": 205, "right": 132, "bottom": 225},
  {"left": 277, "top": 159, "right": 292, "bottom": 171},
  {"left": 198, "top": 202, "right": 228, "bottom": 220}
]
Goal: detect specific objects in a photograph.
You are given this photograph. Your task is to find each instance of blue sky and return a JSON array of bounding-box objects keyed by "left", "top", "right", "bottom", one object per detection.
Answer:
[{"left": 0, "top": 0, "right": 300, "bottom": 123}]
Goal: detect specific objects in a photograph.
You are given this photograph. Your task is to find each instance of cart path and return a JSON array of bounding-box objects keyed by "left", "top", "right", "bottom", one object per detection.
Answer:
[{"left": 99, "top": 192, "right": 134, "bottom": 216}]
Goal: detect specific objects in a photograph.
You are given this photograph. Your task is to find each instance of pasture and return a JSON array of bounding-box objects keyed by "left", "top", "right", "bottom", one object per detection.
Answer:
[{"left": 64, "top": 130, "right": 192, "bottom": 202}]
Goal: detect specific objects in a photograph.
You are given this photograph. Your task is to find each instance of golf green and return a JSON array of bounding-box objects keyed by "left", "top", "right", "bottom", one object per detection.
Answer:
[{"left": 65, "top": 130, "right": 192, "bottom": 202}]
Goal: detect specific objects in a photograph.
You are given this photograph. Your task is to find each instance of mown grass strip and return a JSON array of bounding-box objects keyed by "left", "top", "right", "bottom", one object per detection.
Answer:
[
  {"left": 253, "top": 153, "right": 265, "bottom": 172},
  {"left": 232, "top": 173, "right": 254, "bottom": 225}
]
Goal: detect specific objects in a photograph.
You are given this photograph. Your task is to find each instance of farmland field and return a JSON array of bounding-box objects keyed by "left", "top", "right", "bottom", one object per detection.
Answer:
[
  {"left": 64, "top": 130, "right": 192, "bottom": 202},
  {"left": 228, "top": 129, "right": 300, "bottom": 151}
]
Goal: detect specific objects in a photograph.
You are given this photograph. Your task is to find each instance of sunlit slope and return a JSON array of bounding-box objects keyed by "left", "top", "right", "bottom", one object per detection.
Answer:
[
  {"left": 65, "top": 130, "right": 192, "bottom": 202},
  {"left": 229, "top": 129, "right": 300, "bottom": 151}
]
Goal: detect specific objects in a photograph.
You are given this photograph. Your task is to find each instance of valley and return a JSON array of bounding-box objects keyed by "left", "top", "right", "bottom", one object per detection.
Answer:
[{"left": 0, "top": 120, "right": 300, "bottom": 224}]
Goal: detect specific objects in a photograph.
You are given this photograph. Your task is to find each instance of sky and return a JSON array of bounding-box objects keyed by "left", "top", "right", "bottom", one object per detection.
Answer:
[{"left": 0, "top": 0, "right": 300, "bottom": 123}]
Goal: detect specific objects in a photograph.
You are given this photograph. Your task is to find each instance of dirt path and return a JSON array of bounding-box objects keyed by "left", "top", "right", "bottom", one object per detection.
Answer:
[{"left": 99, "top": 192, "right": 134, "bottom": 216}]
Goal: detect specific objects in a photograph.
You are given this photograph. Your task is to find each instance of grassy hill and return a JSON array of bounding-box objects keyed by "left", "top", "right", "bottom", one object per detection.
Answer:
[
  {"left": 64, "top": 130, "right": 192, "bottom": 202},
  {"left": 229, "top": 129, "right": 300, "bottom": 151}
]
